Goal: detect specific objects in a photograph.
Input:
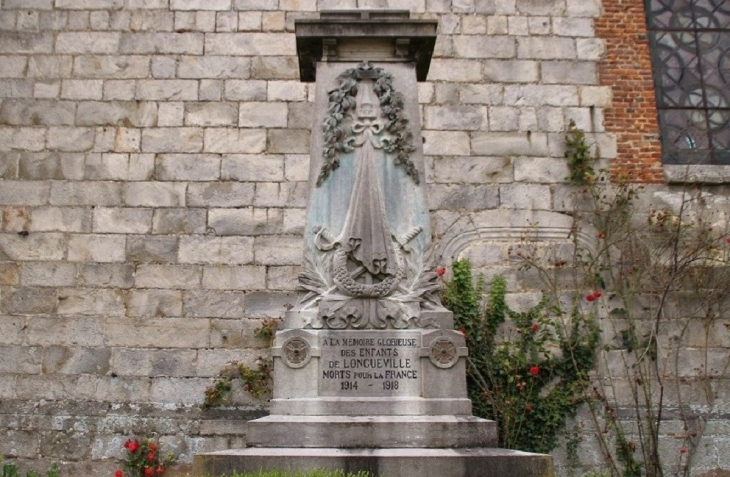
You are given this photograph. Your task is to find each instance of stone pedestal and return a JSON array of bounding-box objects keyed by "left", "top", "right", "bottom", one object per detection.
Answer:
[
  {"left": 268, "top": 328, "right": 471, "bottom": 416},
  {"left": 193, "top": 10, "right": 553, "bottom": 477}
]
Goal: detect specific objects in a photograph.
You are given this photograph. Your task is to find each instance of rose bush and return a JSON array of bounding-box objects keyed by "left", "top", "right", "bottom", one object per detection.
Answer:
[
  {"left": 116, "top": 438, "right": 175, "bottom": 477},
  {"left": 441, "top": 260, "right": 600, "bottom": 453}
]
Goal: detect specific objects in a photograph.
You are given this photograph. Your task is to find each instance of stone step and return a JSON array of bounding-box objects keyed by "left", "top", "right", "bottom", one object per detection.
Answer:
[
  {"left": 193, "top": 447, "right": 553, "bottom": 477},
  {"left": 269, "top": 397, "right": 473, "bottom": 416},
  {"left": 245, "top": 415, "right": 498, "bottom": 448}
]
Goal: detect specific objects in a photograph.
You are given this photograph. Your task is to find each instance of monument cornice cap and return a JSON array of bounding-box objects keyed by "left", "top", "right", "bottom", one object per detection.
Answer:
[{"left": 295, "top": 10, "right": 438, "bottom": 82}]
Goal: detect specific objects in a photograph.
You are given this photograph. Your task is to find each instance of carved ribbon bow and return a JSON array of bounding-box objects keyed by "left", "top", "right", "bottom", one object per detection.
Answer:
[
  {"left": 352, "top": 119, "right": 385, "bottom": 147},
  {"left": 352, "top": 119, "right": 384, "bottom": 135}
]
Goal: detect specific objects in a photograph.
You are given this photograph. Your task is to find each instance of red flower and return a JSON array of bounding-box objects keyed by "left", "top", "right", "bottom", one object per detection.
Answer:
[
  {"left": 436, "top": 266, "right": 446, "bottom": 277},
  {"left": 115, "top": 470, "right": 123, "bottom": 477},
  {"left": 147, "top": 453, "right": 156, "bottom": 461},
  {"left": 148, "top": 443, "right": 157, "bottom": 452},
  {"left": 525, "top": 403, "right": 533, "bottom": 411},
  {"left": 593, "top": 291, "right": 602, "bottom": 298},
  {"left": 144, "top": 468, "right": 154, "bottom": 477},
  {"left": 586, "top": 294, "right": 595, "bottom": 302},
  {"left": 459, "top": 326, "right": 467, "bottom": 336},
  {"left": 680, "top": 446, "right": 687, "bottom": 454},
  {"left": 126, "top": 440, "right": 140, "bottom": 453},
  {"left": 531, "top": 323, "right": 539, "bottom": 332},
  {"left": 529, "top": 366, "right": 539, "bottom": 376},
  {"left": 156, "top": 467, "right": 164, "bottom": 474}
]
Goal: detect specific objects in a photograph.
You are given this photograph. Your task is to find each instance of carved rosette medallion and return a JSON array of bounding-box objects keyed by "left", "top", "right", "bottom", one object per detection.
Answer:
[
  {"left": 282, "top": 337, "right": 311, "bottom": 368},
  {"left": 429, "top": 338, "right": 458, "bottom": 369}
]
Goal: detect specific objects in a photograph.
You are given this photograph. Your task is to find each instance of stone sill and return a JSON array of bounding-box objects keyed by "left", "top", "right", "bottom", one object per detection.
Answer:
[{"left": 664, "top": 165, "right": 730, "bottom": 184}]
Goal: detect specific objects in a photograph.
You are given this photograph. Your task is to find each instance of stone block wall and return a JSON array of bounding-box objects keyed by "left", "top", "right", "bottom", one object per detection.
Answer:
[{"left": 0, "top": 0, "right": 728, "bottom": 475}]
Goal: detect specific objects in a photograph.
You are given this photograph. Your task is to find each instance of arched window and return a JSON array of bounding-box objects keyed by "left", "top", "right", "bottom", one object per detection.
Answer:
[{"left": 646, "top": 0, "right": 730, "bottom": 165}]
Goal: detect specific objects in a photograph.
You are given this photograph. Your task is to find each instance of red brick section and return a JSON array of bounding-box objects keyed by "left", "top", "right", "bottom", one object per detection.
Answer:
[{"left": 596, "top": 0, "right": 664, "bottom": 183}]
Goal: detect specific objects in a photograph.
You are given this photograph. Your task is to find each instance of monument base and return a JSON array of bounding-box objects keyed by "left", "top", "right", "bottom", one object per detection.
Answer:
[
  {"left": 268, "top": 397, "right": 473, "bottom": 416},
  {"left": 192, "top": 447, "right": 553, "bottom": 477},
  {"left": 245, "top": 415, "right": 498, "bottom": 448}
]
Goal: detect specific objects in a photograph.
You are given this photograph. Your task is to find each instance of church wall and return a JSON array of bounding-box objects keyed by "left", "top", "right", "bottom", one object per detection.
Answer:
[{"left": 0, "top": 0, "right": 728, "bottom": 475}]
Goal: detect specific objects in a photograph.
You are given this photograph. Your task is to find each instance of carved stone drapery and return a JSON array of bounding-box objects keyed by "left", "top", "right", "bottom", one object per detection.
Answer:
[{"left": 295, "top": 62, "right": 445, "bottom": 330}]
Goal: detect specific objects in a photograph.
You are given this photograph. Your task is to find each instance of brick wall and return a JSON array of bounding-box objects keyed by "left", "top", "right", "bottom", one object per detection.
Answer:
[
  {"left": 1, "top": 0, "right": 728, "bottom": 475},
  {"left": 596, "top": 0, "right": 664, "bottom": 182}
]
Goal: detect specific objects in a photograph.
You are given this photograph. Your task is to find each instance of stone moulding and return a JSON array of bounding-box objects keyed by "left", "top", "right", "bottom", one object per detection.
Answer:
[
  {"left": 663, "top": 164, "right": 730, "bottom": 184},
  {"left": 437, "top": 209, "right": 599, "bottom": 264},
  {"left": 295, "top": 10, "right": 438, "bottom": 82}
]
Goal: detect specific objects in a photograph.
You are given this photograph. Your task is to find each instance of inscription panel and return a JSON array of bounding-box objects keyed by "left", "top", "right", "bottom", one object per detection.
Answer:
[{"left": 319, "top": 331, "right": 421, "bottom": 397}]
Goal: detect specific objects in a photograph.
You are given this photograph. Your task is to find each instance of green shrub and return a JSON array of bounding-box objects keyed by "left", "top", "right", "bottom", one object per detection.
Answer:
[{"left": 442, "top": 260, "right": 599, "bottom": 453}]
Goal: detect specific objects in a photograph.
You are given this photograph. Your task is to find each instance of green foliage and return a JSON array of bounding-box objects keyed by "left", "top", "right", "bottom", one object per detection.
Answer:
[
  {"left": 0, "top": 458, "right": 59, "bottom": 477},
  {"left": 565, "top": 119, "right": 594, "bottom": 185},
  {"left": 203, "top": 357, "right": 273, "bottom": 409},
  {"left": 234, "top": 358, "right": 273, "bottom": 400},
  {"left": 205, "top": 318, "right": 278, "bottom": 408},
  {"left": 513, "top": 167, "right": 730, "bottom": 476},
  {"left": 615, "top": 429, "right": 643, "bottom": 477},
  {"left": 202, "top": 376, "right": 233, "bottom": 409},
  {"left": 442, "top": 260, "right": 600, "bottom": 453},
  {"left": 255, "top": 318, "right": 281, "bottom": 343}
]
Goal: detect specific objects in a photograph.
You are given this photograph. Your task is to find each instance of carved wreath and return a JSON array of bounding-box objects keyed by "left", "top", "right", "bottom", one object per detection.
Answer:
[{"left": 317, "top": 61, "right": 419, "bottom": 187}]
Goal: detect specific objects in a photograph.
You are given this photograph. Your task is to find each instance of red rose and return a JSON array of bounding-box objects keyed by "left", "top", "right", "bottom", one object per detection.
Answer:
[
  {"left": 144, "top": 468, "right": 154, "bottom": 477},
  {"left": 593, "top": 291, "right": 602, "bottom": 298},
  {"left": 115, "top": 470, "right": 123, "bottom": 477},
  {"left": 531, "top": 323, "right": 539, "bottom": 332},
  {"left": 149, "top": 443, "right": 157, "bottom": 452},
  {"left": 586, "top": 294, "right": 595, "bottom": 302},
  {"left": 127, "top": 440, "right": 140, "bottom": 453},
  {"left": 147, "top": 453, "right": 156, "bottom": 461},
  {"left": 529, "top": 366, "right": 539, "bottom": 376},
  {"left": 436, "top": 266, "right": 446, "bottom": 277}
]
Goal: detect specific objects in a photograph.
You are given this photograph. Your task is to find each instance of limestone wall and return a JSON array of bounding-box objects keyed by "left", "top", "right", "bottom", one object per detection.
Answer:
[{"left": 0, "top": 0, "right": 728, "bottom": 475}]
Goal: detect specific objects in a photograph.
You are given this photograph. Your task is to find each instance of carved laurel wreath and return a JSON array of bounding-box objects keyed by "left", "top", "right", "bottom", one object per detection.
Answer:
[{"left": 317, "top": 61, "right": 419, "bottom": 187}]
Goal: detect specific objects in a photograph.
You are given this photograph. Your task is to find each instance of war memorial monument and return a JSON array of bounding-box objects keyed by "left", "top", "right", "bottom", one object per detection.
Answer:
[{"left": 194, "top": 10, "right": 553, "bottom": 477}]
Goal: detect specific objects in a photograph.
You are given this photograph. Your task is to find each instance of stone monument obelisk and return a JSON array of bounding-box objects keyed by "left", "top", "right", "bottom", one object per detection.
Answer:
[{"left": 194, "top": 11, "right": 553, "bottom": 476}]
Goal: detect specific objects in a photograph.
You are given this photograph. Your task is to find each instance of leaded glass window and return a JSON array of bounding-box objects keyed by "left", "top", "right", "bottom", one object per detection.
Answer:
[{"left": 646, "top": 0, "right": 730, "bottom": 164}]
